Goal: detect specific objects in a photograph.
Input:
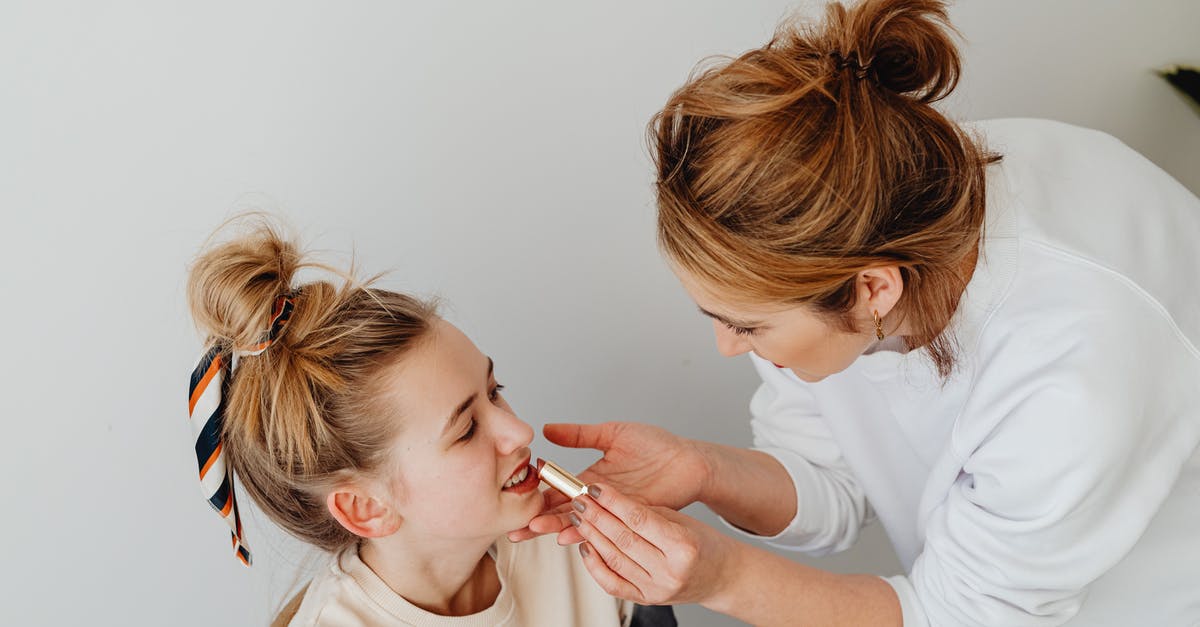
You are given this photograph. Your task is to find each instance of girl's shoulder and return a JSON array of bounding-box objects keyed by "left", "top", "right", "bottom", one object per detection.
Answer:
[
  {"left": 500, "top": 535, "right": 633, "bottom": 627},
  {"left": 282, "top": 548, "right": 398, "bottom": 627}
]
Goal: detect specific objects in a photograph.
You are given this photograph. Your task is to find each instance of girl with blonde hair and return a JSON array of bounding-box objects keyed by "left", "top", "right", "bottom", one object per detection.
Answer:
[{"left": 185, "top": 217, "right": 635, "bottom": 626}]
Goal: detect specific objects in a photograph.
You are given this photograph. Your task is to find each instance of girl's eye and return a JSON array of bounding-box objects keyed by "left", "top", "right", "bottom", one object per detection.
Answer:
[
  {"left": 726, "top": 323, "right": 757, "bottom": 337},
  {"left": 488, "top": 383, "right": 505, "bottom": 402},
  {"left": 457, "top": 418, "right": 477, "bottom": 442}
]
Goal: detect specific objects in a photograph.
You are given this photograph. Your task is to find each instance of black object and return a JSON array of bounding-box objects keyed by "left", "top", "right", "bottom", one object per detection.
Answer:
[
  {"left": 1160, "top": 65, "right": 1200, "bottom": 113},
  {"left": 630, "top": 604, "right": 679, "bottom": 627}
]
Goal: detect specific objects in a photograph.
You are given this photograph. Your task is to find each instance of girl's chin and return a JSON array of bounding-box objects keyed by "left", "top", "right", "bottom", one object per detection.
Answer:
[{"left": 506, "top": 496, "right": 549, "bottom": 532}]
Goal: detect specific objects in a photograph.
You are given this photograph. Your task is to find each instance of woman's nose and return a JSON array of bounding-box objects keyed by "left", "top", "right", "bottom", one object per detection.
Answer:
[{"left": 713, "top": 319, "right": 753, "bottom": 357}]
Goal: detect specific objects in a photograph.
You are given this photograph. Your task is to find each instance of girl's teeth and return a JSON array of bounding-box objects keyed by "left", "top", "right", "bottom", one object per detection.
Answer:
[{"left": 504, "top": 466, "right": 529, "bottom": 488}]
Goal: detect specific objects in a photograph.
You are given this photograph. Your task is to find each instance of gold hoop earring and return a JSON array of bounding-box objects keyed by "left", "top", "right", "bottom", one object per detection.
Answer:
[{"left": 873, "top": 310, "right": 885, "bottom": 341}]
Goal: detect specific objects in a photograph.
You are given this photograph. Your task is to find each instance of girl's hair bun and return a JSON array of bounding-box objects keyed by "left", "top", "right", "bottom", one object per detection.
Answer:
[
  {"left": 186, "top": 215, "right": 302, "bottom": 350},
  {"left": 824, "top": 0, "right": 961, "bottom": 102}
]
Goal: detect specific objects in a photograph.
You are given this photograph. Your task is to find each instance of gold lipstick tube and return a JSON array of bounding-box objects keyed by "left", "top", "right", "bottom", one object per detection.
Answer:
[{"left": 536, "top": 458, "right": 588, "bottom": 499}]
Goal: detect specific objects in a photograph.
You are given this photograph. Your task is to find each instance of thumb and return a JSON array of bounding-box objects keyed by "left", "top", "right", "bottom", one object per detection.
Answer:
[{"left": 543, "top": 422, "right": 617, "bottom": 451}]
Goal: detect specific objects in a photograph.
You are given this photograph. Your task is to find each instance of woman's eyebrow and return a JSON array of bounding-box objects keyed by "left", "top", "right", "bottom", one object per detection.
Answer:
[
  {"left": 697, "top": 306, "right": 761, "bottom": 328},
  {"left": 441, "top": 357, "right": 496, "bottom": 436}
]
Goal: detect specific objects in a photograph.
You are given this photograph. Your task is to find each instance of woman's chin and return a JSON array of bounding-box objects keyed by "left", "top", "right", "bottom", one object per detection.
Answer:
[{"left": 790, "top": 368, "right": 828, "bottom": 383}]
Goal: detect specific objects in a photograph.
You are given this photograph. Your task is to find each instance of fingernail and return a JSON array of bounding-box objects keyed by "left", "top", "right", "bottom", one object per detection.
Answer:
[
  {"left": 579, "top": 542, "right": 591, "bottom": 558},
  {"left": 572, "top": 500, "right": 586, "bottom": 513},
  {"left": 587, "top": 485, "right": 602, "bottom": 499},
  {"left": 568, "top": 513, "right": 581, "bottom": 527}
]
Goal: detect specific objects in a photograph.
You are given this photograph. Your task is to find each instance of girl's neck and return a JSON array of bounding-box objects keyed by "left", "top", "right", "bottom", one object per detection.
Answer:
[{"left": 358, "top": 534, "right": 501, "bottom": 617}]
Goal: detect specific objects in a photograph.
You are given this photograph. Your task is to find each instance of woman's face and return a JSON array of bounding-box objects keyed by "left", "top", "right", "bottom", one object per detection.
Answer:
[
  {"left": 675, "top": 269, "right": 880, "bottom": 383},
  {"left": 374, "top": 320, "right": 542, "bottom": 541}
]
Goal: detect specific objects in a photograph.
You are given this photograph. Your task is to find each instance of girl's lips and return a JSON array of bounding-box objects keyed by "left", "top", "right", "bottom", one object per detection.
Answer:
[
  {"left": 501, "top": 463, "right": 539, "bottom": 494},
  {"left": 773, "top": 362, "right": 785, "bottom": 368}
]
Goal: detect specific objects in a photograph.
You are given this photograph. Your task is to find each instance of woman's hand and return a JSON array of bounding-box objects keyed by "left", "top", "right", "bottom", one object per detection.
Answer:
[
  {"left": 507, "top": 422, "right": 711, "bottom": 542},
  {"left": 568, "top": 482, "right": 741, "bottom": 607}
]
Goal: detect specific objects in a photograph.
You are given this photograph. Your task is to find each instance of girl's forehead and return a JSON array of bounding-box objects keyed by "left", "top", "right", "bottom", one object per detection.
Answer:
[{"left": 378, "top": 321, "right": 490, "bottom": 430}]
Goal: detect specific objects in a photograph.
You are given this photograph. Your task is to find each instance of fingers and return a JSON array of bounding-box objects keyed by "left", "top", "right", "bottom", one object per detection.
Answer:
[
  {"left": 555, "top": 525, "right": 584, "bottom": 545},
  {"left": 506, "top": 526, "right": 538, "bottom": 543},
  {"left": 576, "top": 542, "right": 646, "bottom": 604},
  {"left": 571, "top": 507, "right": 653, "bottom": 595},
  {"left": 581, "top": 483, "right": 678, "bottom": 548},
  {"left": 543, "top": 422, "right": 618, "bottom": 450},
  {"left": 569, "top": 488, "right": 667, "bottom": 585},
  {"left": 528, "top": 511, "right": 573, "bottom": 534}
]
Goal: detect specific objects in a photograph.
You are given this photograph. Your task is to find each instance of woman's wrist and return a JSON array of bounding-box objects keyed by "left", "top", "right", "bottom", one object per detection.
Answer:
[
  {"left": 691, "top": 443, "right": 798, "bottom": 536},
  {"left": 690, "top": 438, "right": 723, "bottom": 506},
  {"left": 698, "top": 537, "right": 759, "bottom": 617}
]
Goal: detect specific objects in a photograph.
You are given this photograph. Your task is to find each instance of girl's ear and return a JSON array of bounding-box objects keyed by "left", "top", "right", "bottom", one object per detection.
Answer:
[{"left": 326, "top": 487, "right": 401, "bottom": 538}]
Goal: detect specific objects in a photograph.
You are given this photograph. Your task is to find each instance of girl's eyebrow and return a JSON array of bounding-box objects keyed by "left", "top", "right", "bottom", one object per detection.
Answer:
[
  {"left": 441, "top": 357, "right": 495, "bottom": 436},
  {"left": 697, "top": 305, "right": 761, "bottom": 328}
]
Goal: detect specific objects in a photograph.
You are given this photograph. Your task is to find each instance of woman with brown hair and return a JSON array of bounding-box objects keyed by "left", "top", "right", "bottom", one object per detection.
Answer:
[{"left": 512, "top": 0, "right": 1200, "bottom": 624}]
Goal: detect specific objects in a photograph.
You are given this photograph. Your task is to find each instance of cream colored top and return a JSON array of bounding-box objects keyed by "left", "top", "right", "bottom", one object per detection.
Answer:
[{"left": 288, "top": 535, "right": 632, "bottom": 627}]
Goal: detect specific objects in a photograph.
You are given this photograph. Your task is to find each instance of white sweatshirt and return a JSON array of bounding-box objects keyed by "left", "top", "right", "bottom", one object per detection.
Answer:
[{"left": 726, "top": 119, "right": 1200, "bottom": 626}]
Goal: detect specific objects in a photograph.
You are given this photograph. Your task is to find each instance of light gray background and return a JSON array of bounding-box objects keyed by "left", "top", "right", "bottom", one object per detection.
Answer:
[{"left": 1, "top": 1, "right": 1196, "bottom": 625}]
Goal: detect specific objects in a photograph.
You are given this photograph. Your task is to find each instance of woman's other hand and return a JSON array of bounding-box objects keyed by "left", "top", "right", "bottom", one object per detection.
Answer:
[
  {"left": 568, "top": 483, "right": 739, "bottom": 607},
  {"left": 507, "top": 422, "right": 711, "bottom": 543}
]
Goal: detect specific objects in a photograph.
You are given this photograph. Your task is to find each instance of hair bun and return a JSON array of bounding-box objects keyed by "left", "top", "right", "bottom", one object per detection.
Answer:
[
  {"left": 187, "top": 215, "right": 302, "bottom": 350},
  {"left": 825, "top": 0, "right": 961, "bottom": 102}
]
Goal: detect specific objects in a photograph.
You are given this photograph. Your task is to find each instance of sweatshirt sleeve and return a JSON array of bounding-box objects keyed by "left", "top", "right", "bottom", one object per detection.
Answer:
[
  {"left": 886, "top": 287, "right": 1198, "bottom": 626},
  {"left": 718, "top": 354, "right": 873, "bottom": 555}
]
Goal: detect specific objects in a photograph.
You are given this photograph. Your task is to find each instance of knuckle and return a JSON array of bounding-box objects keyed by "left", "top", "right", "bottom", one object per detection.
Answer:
[
  {"left": 614, "top": 529, "right": 636, "bottom": 551},
  {"left": 626, "top": 505, "right": 649, "bottom": 529},
  {"left": 602, "top": 550, "right": 625, "bottom": 573},
  {"left": 676, "top": 542, "right": 699, "bottom": 566}
]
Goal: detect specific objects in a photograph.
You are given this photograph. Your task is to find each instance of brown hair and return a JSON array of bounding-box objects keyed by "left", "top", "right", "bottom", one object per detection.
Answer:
[
  {"left": 652, "top": 0, "right": 998, "bottom": 377},
  {"left": 187, "top": 216, "right": 437, "bottom": 552}
]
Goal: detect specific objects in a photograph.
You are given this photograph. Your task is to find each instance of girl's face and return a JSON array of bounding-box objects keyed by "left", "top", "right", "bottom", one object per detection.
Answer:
[
  {"left": 675, "top": 269, "right": 879, "bottom": 383},
  {"left": 375, "top": 320, "right": 542, "bottom": 541}
]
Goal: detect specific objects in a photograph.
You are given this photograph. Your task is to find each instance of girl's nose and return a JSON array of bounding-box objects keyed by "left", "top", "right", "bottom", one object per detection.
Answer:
[
  {"left": 491, "top": 408, "right": 534, "bottom": 454},
  {"left": 713, "top": 319, "right": 753, "bottom": 357}
]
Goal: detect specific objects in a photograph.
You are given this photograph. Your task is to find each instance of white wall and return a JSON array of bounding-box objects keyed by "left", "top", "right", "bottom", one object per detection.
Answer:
[{"left": 1, "top": 1, "right": 1195, "bottom": 625}]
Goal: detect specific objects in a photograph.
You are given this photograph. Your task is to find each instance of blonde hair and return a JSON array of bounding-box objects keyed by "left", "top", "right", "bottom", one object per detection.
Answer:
[
  {"left": 652, "top": 0, "right": 999, "bottom": 377},
  {"left": 187, "top": 216, "right": 437, "bottom": 552}
]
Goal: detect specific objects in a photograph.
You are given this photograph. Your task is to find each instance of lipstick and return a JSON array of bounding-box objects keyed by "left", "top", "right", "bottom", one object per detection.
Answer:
[{"left": 536, "top": 458, "right": 588, "bottom": 499}]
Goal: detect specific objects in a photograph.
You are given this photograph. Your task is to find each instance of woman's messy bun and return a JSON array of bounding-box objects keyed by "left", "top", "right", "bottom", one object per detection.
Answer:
[
  {"left": 652, "top": 0, "right": 998, "bottom": 379},
  {"left": 187, "top": 215, "right": 437, "bottom": 552},
  {"left": 822, "top": 0, "right": 961, "bottom": 101}
]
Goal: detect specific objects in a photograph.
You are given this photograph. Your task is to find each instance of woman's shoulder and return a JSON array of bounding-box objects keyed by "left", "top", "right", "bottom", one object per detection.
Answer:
[
  {"left": 967, "top": 118, "right": 1200, "bottom": 357},
  {"left": 967, "top": 117, "right": 1127, "bottom": 157}
]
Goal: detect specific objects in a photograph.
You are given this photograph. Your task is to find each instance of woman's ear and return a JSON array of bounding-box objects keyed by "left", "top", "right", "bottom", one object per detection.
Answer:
[
  {"left": 856, "top": 265, "right": 904, "bottom": 318},
  {"left": 326, "top": 486, "right": 401, "bottom": 538}
]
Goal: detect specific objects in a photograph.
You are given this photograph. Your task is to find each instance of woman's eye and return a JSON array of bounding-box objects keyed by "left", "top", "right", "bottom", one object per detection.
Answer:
[
  {"left": 488, "top": 383, "right": 505, "bottom": 402},
  {"left": 726, "top": 323, "right": 757, "bottom": 337},
  {"left": 457, "top": 418, "right": 477, "bottom": 442}
]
